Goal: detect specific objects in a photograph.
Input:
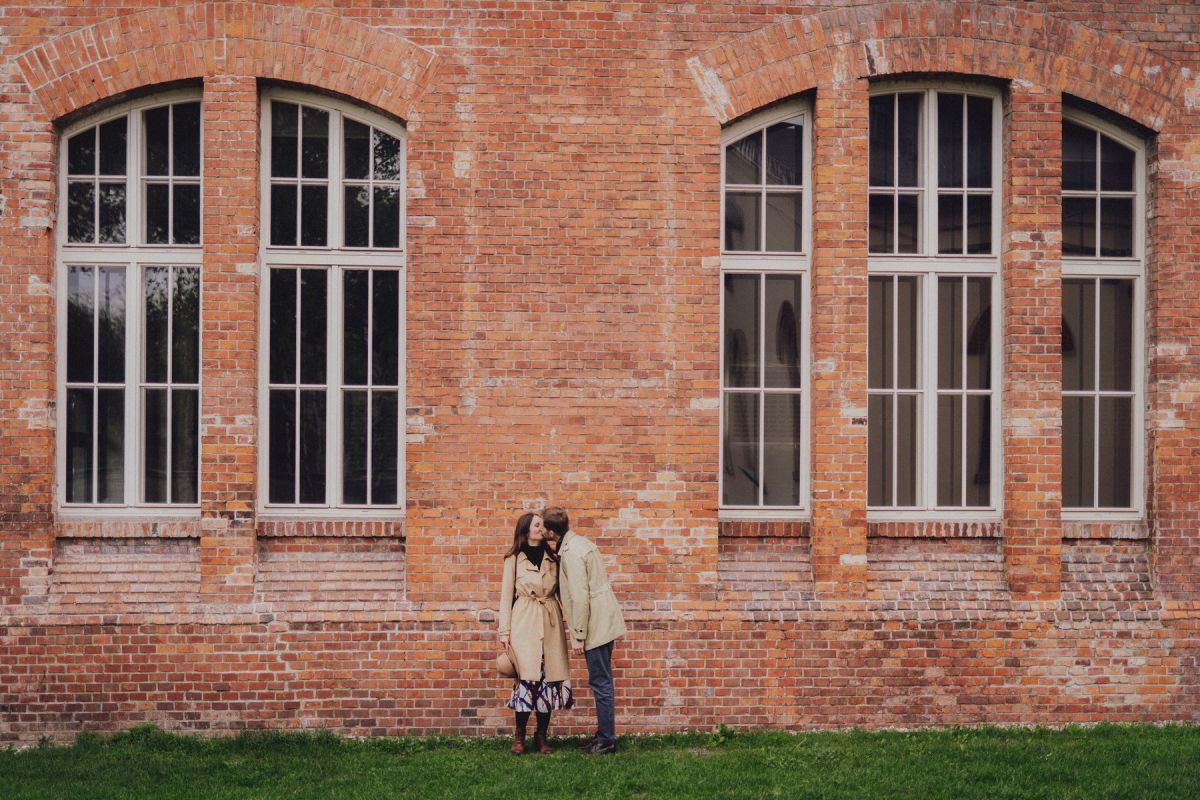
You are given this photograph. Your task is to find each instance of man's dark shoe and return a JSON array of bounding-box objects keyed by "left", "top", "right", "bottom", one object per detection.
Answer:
[
  {"left": 584, "top": 739, "right": 617, "bottom": 755},
  {"left": 578, "top": 734, "right": 600, "bottom": 750}
]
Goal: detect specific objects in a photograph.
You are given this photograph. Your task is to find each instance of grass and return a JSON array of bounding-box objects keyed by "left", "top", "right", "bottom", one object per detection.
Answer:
[{"left": 2, "top": 723, "right": 1198, "bottom": 799}]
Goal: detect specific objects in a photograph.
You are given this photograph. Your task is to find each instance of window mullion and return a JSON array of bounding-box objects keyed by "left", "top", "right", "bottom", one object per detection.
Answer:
[
  {"left": 329, "top": 266, "right": 343, "bottom": 507},
  {"left": 923, "top": 270, "right": 938, "bottom": 510},
  {"left": 757, "top": 272, "right": 766, "bottom": 506},
  {"left": 1092, "top": 278, "right": 1102, "bottom": 507}
]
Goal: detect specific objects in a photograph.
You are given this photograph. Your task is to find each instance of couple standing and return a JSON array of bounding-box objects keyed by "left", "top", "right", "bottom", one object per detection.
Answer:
[{"left": 497, "top": 507, "right": 626, "bottom": 755}]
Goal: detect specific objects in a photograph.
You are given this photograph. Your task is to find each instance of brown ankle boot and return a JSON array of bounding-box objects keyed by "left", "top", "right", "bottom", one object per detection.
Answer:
[
  {"left": 510, "top": 729, "right": 526, "bottom": 755},
  {"left": 533, "top": 731, "right": 553, "bottom": 754}
]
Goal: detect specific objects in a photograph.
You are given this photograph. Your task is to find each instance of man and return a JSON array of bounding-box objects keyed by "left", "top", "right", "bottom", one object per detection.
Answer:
[{"left": 543, "top": 506, "right": 626, "bottom": 755}]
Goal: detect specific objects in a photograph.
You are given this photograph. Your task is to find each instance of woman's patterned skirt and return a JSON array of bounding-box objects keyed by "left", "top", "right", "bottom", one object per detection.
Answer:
[{"left": 507, "top": 661, "right": 575, "bottom": 713}]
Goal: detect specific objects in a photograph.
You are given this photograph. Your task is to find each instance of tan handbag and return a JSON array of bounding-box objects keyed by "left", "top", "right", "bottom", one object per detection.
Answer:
[{"left": 496, "top": 554, "right": 521, "bottom": 680}]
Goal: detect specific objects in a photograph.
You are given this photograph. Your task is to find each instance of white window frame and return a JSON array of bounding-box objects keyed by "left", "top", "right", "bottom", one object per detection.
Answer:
[
  {"left": 719, "top": 99, "right": 812, "bottom": 519},
  {"left": 867, "top": 83, "right": 1003, "bottom": 522},
  {"left": 1061, "top": 107, "right": 1146, "bottom": 522},
  {"left": 55, "top": 89, "right": 204, "bottom": 518},
  {"left": 257, "top": 88, "right": 407, "bottom": 519}
]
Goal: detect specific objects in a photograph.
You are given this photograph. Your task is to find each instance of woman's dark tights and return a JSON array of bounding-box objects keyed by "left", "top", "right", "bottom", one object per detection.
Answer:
[{"left": 514, "top": 711, "right": 551, "bottom": 735}]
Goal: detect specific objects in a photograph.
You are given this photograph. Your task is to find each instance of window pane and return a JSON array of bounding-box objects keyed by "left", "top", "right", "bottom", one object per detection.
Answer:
[
  {"left": 145, "top": 106, "right": 170, "bottom": 176},
  {"left": 67, "top": 182, "right": 95, "bottom": 243},
  {"left": 867, "top": 394, "right": 892, "bottom": 506},
  {"left": 868, "top": 95, "right": 893, "bottom": 187},
  {"left": 373, "top": 186, "right": 400, "bottom": 248},
  {"left": 965, "top": 394, "right": 990, "bottom": 507},
  {"left": 1098, "top": 396, "right": 1132, "bottom": 507},
  {"left": 171, "top": 388, "right": 199, "bottom": 504},
  {"left": 721, "top": 392, "right": 759, "bottom": 505},
  {"left": 144, "top": 267, "right": 168, "bottom": 383},
  {"left": 173, "top": 102, "right": 201, "bottom": 177},
  {"left": 268, "top": 390, "right": 296, "bottom": 504},
  {"left": 65, "top": 389, "right": 93, "bottom": 503},
  {"left": 937, "top": 194, "right": 963, "bottom": 254},
  {"left": 144, "top": 388, "right": 168, "bottom": 503},
  {"left": 298, "top": 390, "right": 326, "bottom": 504},
  {"left": 1062, "top": 279, "right": 1096, "bottom": 392},
  {"left": 67, "top": 266, "right": 94, "bottom": 382},
  {"left": 868, "top": 194, "right": 893, "bottom": 254},
  {"left": 300, "top": 270, "right": 327, "bottom": 385},
  {"left": 966, "top": 195, "right": 991, "bottom": 254},
  {"left": 724, "top": 192, "right": 759, "bottom": 251},
  {"left": 1099, "top": 197, "right": 1133, "bottom": 258},
  {"left": 1062, "top": 196, "right": 1096, "bottom": 257},
  {"left": 373, "top": 271, "right": 400, "bottom": 386},
  {"left": 1062, "top": 395, "right": 1095, "bottom": 508},
  {"left": 965, "top": 277, "right": 991, "bottom": 390},
  {"left": 343, "top": 270, "right": 369, "bottom": 386},
  {"left": 269, "top": 269, "right": 297, "bottom": 384},
  {"left": 937, "top": 394, "right": 962, "bottom": 506},
  {"left": 145, "top": 183, "right": 169, "bottom": 244},
  {"left": 96, "top": 388, "right": 124, "bottom": 504},
  {"left": 271, "top": 101, "right": 298, "bottom": 179},
  {"left": 300, "top": 185, "right": 328, "bottom": 247},
  {"left": 173, "top": 183, "right": 200, "bottom": 245},
  {"left": 1098, "top": 279, "right": 1134, "bottom": 391},
  {"left": 897, "top": 93, "right": 921, "bottom": 188},
  {"left": 99, "top": 117, "right": 127, "bottom": 176},
  {"left": 98, "top": 182, "right": 125, "bottom": 244},
  {"left": 172, "top": 267, "right": 200, "bottom": 384},
  {"left": 896, "top": 276, "right": 919, "bottom": 389},
  {"left": 344, "top": 186, "right": 370, "bottom": 247},
  {"left": 896, "top": 194, "right": 918, "bottom": 254},
  {"left": 868, "top": 276, "right": 893, "bottom": 390},
  {"left": 896, "top": 393, "right": 918, "bottom": 507},
  {"left": 764, "top": 192, "right": 802, "bottom": 252},
  {"left": 374, "top": 129, "right": 403, "bottom": 181},
  {"left": 722, "top": 274, "right": 759, "bottom": 388},
  {"left": 344, "top": 119, "right": 371, "bottom": 180},
  {"left": 937, "top": 93, "right": 963, "bottom": 188},
  {"left": 966, "top": 96, "right": 992, "bottom": 188},
  {"left": 766, "top": 120, "right": 802, "bottom": 185},
  {"left": 371, "top": 391, "right": 399, "bottom": 504},
  {"left": 938, "top": 278, "right": 963, "bottom": 389},
  {"left": 764, "top": 275, "right": 802, "bottom": 389},
  {"left": 301, "top": 107, "right": 329, "bottom": 179},
  {"left": 270, "top": 184, "right": 297, "bottom": 246},
  {"left": 763, "top": 393, "right": 801, "bottom": 506},
  {"left": 725, "top": 131, "right": 760, "bottom": 185},
  {"left": 343, "top": 390, "right": 368, "bottom": 504},
  {"left": 1100, "top": 135, "right": 1134, "bottom": 191},
  {"left": 1062, "top": 121, "right": 1096, "bottom": 191},
  {"left": 67, "top": 128, "right": 95, "bottom": 175},
  {"left": 97, "top": 267, "right": 125, "bottom": 384}
]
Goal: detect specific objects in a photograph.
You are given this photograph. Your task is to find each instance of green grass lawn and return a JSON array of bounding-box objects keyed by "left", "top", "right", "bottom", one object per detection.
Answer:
[{"left": 2, "top": 723, "right": 1198, "bottom": 800}]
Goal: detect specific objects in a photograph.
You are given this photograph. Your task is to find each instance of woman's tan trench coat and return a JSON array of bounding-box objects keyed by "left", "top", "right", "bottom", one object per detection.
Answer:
[{"left": 498, "top": 552, "right": 570, "bottom": 683}]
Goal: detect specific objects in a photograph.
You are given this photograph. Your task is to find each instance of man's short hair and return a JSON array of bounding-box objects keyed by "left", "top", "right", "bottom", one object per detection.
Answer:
[{"left": 542, "top": 506, "right": 569, "bottom": 535}]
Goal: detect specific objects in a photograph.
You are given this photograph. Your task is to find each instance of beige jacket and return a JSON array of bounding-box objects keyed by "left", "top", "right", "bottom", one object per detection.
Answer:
[
  {"left": 498, "top": 552, "right": 570, "bottom": 683},
  {"left": 556, "top": 530, "right": 627, "bottom": 650}
]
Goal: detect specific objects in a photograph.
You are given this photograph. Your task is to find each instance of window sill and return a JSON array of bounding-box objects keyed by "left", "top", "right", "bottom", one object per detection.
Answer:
[
  {"left": 1062, "top": 517, "right": 1147, "bottom": 539},
  {"left": 55, "top": 510, "right": 201, "bottom": 539},
  {"left": 257, "top": 515, "right": 405, "bottom": 538}
]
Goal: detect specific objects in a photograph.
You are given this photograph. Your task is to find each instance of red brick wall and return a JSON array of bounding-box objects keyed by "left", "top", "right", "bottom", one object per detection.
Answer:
[{"left": 2, "top": 1, "right": 1199, "bottom": 743}]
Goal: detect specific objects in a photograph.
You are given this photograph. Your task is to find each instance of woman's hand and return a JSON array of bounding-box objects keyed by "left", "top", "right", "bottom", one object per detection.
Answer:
[{"left": 499, "top": 634, "right": 509, "bottom": 645}]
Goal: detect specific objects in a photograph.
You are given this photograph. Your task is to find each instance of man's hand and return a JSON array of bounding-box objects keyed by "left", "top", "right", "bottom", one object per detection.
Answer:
[{"left": 570, "top": 638, "right": 584, "bottom": 654}]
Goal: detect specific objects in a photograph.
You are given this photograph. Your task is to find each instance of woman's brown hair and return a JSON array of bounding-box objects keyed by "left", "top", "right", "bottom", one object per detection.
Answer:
[{"left": 504, "top": 511, "right": 556, "bottom": 561}]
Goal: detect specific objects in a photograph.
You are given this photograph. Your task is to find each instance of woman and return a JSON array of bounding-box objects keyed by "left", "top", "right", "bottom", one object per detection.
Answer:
[{"left": 498, "top": 511, "right": 573, "bottom": 754}]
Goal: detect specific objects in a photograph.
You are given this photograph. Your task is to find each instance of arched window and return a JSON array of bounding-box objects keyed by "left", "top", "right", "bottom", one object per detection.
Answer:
[
  {"left": 720, "top": 99, "right": 810, "bottom": 512},
  {"left": 1060, "top": 109, "right": 1145, "bottom": 514},
  {"left": 58, "top": 90, "right": 203, "bottom": 509},
  {"left": 259, "top": 89, "right": 406, "bottom": 512},
  {"left": 866, "top": 84, "right": 1002, "bottom": 515}
]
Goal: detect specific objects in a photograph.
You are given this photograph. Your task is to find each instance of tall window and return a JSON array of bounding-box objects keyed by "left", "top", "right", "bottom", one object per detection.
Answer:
[
  {"left": 260, "top": 90, "right": 405, "bottom": 512},
  {"left": 59, "top": 91, "right": 202, "bottom": 509},
  {"left": 1061, "top": 111, "right": 1144, "bottom": 513},
  {"left": 867, "top": 86, "right": 1001, "bottom": 514},
  {"left": 720, "top": 100, "right": 810, "bottom": 512}
]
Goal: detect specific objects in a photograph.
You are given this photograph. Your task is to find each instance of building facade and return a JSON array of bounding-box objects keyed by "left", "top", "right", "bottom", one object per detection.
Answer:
[{"left": 2, "top": 1, "right": 1199, "bottom": 742}]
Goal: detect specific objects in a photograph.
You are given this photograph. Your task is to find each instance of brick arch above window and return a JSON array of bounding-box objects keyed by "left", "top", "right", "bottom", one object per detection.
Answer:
[
  {"left": 687, "top": 1, "right": 1182, "bottom": 132},
  {"left": 17, "top": 1, "right": 440, "bottom": 124}
]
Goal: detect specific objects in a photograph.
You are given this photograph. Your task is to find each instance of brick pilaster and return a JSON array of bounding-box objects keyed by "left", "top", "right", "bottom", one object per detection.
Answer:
[
  {"left": 809, "top": 79, "right": 870, "bottom": 598},
  {"left": 1001, "top": 88, "right": 1063, "bottom": 601},
  {"left": 198, "top": 75, "right": 259, "bottom": 601}
]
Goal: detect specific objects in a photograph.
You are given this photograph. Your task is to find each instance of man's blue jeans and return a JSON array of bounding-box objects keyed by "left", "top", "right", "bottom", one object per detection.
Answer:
[{"left": 583, "top": 641, "right": 615, "bottom": 743}]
